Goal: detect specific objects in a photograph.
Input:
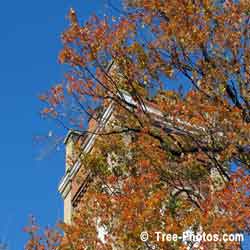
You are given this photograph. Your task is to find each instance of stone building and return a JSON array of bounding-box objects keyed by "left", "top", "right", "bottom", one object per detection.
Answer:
[{"left": 58, "top": 90, "right": 227, "bottom": 226}]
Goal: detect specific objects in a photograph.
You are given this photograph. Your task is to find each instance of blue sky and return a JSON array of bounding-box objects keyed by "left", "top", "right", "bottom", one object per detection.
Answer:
[
  {"left": 0, "top": 1, "right": 249, "bottom": 250},
  {"left": 0, "top": 1, "right": 107, "bottom": 249}
]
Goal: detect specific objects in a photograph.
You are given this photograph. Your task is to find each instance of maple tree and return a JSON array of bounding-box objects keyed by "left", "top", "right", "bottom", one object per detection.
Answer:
[{"left": 26, "top": 0, "right": 250, "bottom": 249}]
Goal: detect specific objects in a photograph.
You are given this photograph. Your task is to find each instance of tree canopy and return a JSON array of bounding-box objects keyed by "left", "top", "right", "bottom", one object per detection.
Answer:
[{"left": 26, "top": 1, "right": 250, "bottom": 249}]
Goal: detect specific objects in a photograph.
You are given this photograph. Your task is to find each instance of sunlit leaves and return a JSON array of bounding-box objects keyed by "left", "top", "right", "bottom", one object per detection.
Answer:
[{"left": 30, "top": 0, "right": 250, "bottom": 249}]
